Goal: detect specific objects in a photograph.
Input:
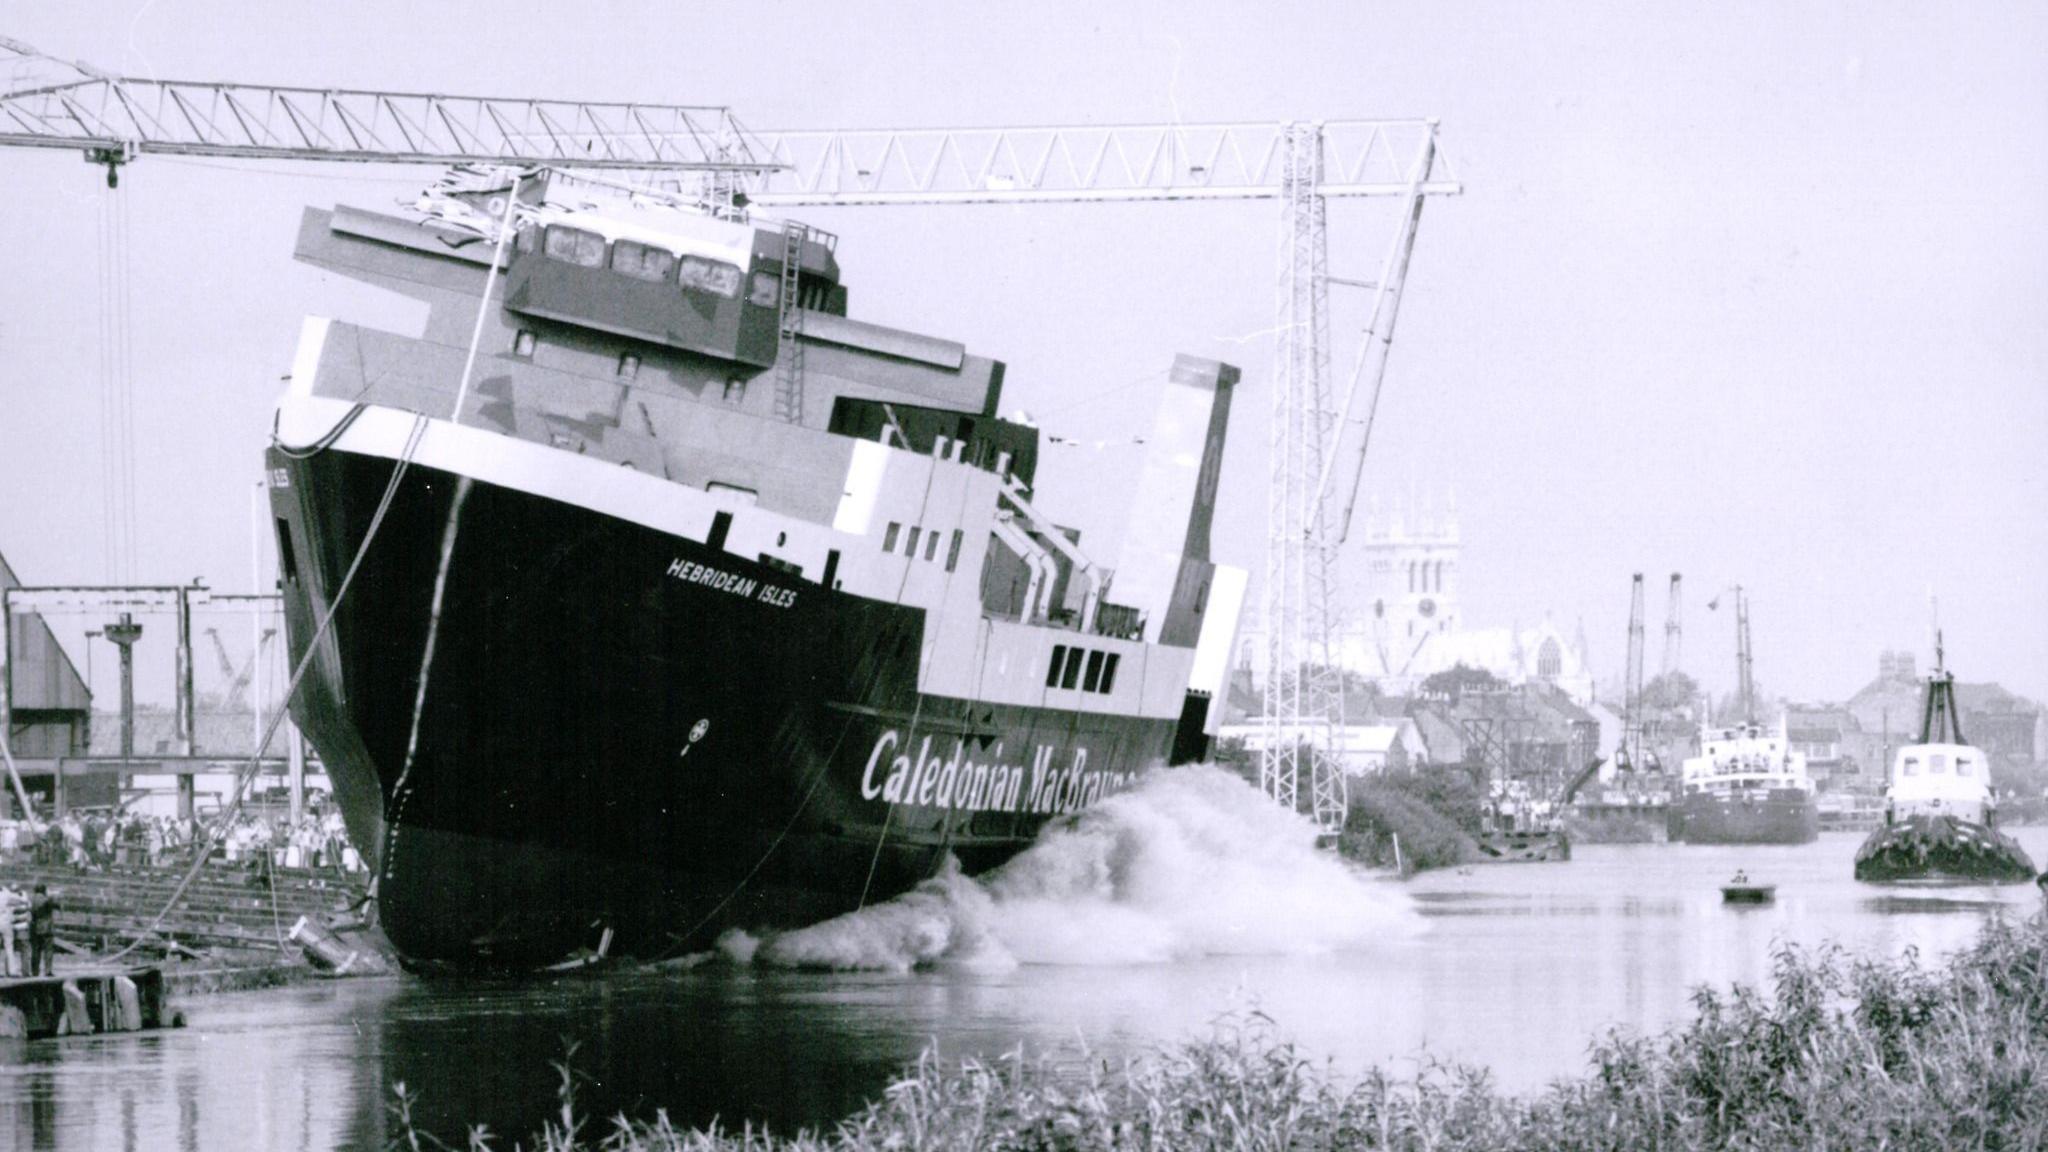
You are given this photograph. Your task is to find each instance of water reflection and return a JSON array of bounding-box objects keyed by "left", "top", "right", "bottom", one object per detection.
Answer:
[{"left": 2, "top": 830, "right": 2042, "bottom": 1150}]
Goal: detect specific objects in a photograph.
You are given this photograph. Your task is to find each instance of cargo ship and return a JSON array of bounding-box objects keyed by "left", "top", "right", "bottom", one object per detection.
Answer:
[
  {"left": 1667, "top": 584, "right": 1818, "bottom": 844},
  {"left": 1854, "top": 641, "right": 2036, "bottom": 884},
  {"left": 266, "top": 168, "right": 1247, "bottom": 971},
  {"left": 1667, "top": 720, "right": 1819, "bottom": 844}
]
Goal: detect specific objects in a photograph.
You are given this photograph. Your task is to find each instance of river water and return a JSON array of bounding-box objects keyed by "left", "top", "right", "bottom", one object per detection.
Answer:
[{"left": 5, "top": 770, "right": 2044, "bottom": 1151}]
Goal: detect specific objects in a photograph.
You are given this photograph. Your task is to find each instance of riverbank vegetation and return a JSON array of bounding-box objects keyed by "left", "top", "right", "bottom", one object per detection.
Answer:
[
  {"left": 402, "top": 913, "right": 2048, "bottom": 1151},
  {"left": 1336, "top": 765, "right": 1486, "bottom": 874}
]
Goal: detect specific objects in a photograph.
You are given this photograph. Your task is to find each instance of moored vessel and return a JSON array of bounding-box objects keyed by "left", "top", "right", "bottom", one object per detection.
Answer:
[
  {"left": 1668, "top": 585, "right": 1818, "bottom": 845},
  {"left": 1668, "top": 721, "right": 1819, "bottom": 844},
  {"left": 267, "top": 168, "right": 1249, "bottom": 970},
  {"left": 1854, "top": 640, "right": 2036, "bottom": 885}
]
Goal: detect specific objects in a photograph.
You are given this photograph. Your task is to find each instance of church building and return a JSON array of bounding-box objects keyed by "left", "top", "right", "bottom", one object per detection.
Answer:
[{"left": 1333, "top": 496, "right": 1595, "bottom": 705}]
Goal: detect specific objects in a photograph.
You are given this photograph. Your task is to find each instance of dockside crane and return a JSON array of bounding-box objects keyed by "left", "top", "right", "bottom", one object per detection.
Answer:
[
  {"left": 1706, "top": 585, "right": 1755, "bottom": 725},
  {"left": 1661, "top": 573, "right": 1682, "bottom": 677},
  {"left": 1621, "top": 573, "right": 1647, "bottom": 773},
  {"left": 0, "top": 37, "right": 1461, "bottom": 836},
  {"left": 201, "top": 625, "right": 275, "bottom": 709}
]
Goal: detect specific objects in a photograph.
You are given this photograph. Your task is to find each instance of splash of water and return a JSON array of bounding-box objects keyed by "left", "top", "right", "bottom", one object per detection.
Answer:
[{"left": 756, "top": 765, "right": 1418, "bottom": 972}]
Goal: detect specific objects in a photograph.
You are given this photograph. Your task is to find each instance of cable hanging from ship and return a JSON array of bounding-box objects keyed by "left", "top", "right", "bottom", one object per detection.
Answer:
[{"left": 94, "top": 414, "right": 432, "bottom": 964}]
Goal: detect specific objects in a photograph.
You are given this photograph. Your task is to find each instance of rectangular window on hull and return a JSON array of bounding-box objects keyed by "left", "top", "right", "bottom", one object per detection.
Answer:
[
  {"left": 904, "top": 526, "right": 922, "bottom": 558},
  {"left": 1046, "top": 645, "right": 1067, "bottom": 688},
  {"left": 924, "top": 531, "right": 941, "bottom": 562},
  {"left": 945, "top": 530, "right": 963, "bottom": 572},
  {"left": 275, "top": 518, "right": 299, "bottom": 584},
  {"left": 882, "top": 522, "right": 901, "bottom": 553}
]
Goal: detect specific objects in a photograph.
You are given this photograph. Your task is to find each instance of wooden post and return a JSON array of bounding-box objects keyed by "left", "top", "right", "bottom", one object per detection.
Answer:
[
  {"left": 287, "top": 719, "right": 305, "bottom": 825},
  {"left": 176, "top": 586, "right": 195, "bottom": 824}
]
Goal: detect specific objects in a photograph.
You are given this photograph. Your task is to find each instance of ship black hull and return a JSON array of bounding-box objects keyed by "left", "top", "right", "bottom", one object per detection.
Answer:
[
  {"left": 1667, "top": 789, "right": 1819, "bottom": 845},
  {"left": 269, "top": 445, "right": 1180, "bottom": 971}
]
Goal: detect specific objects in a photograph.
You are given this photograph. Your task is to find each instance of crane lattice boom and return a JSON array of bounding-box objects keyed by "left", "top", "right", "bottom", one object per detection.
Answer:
[{"left": 0, "top": 37, "right": 772, "bottom": 174}]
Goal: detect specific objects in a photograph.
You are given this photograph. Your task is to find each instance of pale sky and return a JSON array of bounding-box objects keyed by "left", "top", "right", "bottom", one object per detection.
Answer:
[{"left": 2, "top": 1, "right": 2043, "bottom": 708}]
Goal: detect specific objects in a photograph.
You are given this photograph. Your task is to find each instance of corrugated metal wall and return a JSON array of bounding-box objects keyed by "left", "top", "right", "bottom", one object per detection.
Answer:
[{"left": 1, "top": 549, "right": 93, "bottom": 713}]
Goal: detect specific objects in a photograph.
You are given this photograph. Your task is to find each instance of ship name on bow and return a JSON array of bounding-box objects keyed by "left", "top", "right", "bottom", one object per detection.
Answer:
[
  {"left": 861, "top": 730, "right": 1133, "bottom": 816},
  {"left": 666, "top": 557, "right": 797, "bottom": 608}
]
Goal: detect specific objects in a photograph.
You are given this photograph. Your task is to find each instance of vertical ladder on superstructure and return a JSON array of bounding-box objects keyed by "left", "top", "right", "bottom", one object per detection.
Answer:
[{"left": 773, "top": 221, "right": 808, "bottom": 424}]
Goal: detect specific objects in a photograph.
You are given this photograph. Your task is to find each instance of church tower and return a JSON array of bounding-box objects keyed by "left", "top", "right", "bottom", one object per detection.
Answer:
[{"left": 1361, "top": 491, "right": 1461, "bottom": 647}]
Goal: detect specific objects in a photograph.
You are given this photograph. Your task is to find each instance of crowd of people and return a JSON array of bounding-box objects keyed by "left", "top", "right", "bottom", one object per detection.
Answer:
[{"left": 1, "top": 797, "right": 362, "bottom": 875}]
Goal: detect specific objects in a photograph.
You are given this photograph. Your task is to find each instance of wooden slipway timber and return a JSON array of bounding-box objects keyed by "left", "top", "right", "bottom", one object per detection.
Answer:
[{"left": 0, "top": 967, "right": 177, "bottom": 1040}]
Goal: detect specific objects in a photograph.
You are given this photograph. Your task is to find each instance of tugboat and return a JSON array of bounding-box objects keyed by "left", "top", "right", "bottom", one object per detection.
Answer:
[
  {"left": 1853, "top": 638, "right": 2036, "bottom": 884},
  {"left": 1667, "top": 587, "right": 1818, "bottom": 845},
  {"left": 266, "top": 167, "right": 1251, "bottom": 970}
]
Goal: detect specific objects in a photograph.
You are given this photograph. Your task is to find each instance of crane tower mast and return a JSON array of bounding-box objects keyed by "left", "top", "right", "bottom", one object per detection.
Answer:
[{"left": 1661, "top": 572, "right": 1682, "bottom": 676}]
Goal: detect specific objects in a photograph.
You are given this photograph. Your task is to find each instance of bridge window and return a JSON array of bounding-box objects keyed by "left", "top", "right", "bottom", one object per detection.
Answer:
[
  {"left": 904, "top": 526, "right": 922, "bottom": 557},
  {"left": 611, "top": 240, "right": 676, "bottom": 283},
  {"left": 750, "top": 272, "right": 781, "bottom": 308},
  {"left": 544, "top": 226, "right": 606, "bottom": 267},
  {"left": 1100, "top": 653, "right": 1120, "bottom": 694},
  {"left": 1957, "top": 757, "right": 1974, "bottom": 777},
  {"left": 1084, "top": 650, "right": 1106, "bottom": 692},
  {"left": 882, "top": 522, "right": 901, "bottom": 553},
  {"left": 945, "top": 530, "right": 964, "bottom": 572},
  {"left": 1061, "top": 646, "right": 1085, "bottom": 690},
  {"left": 924, "top": 531, "right": 941, "bottom": 562},
  {"left": 1902, "top": 756, "right": 1919, "bottom": 776},
  {"left": 679, "top": 256, "right": 742, "bottom": 300},
  {"left": 1046, "top": 645, "right": 1067, "bottom": 688}
]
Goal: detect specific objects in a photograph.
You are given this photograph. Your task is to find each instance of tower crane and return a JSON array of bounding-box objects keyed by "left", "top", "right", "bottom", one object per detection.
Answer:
[{"left": 0, "top": 37, "right": 1461, "bottom": 836}]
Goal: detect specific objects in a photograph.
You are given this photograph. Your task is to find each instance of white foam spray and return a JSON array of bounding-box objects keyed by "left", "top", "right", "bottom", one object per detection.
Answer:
[{"left": 756, "top": 765, "right": 1419, "bottom": 972}]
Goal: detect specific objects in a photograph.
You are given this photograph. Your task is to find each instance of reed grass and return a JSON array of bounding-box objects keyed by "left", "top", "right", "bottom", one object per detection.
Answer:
[{"left": 398, "top": 912, "right": 2048, "bottom": 1151}]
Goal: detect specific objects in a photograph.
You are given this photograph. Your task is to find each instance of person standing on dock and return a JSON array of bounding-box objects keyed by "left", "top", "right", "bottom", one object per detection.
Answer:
[
  {"left": 27, "top": 884, "right": 57, "bottom": 977},
  {"left": 0, "top": 885, "right": 22, "bottom": 976}
]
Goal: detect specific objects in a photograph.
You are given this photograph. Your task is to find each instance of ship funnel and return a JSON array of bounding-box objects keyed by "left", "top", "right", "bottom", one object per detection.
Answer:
[{"left": 1110, "top": 355, "right": 1237, "bottom": 643}]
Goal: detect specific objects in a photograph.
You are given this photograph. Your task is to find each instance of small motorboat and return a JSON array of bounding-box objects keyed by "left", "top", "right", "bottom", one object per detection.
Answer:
[{"left": 1721, "top": 871, "right": 1775, "bottom": 903}]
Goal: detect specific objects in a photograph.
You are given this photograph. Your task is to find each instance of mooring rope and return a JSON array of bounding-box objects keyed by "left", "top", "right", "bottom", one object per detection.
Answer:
[
  {"left": 94, "top": 413, "right": 430, "bottom": 964},
  {"left": 389, "top": 475, "right": 473, "bottom": 810}
]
